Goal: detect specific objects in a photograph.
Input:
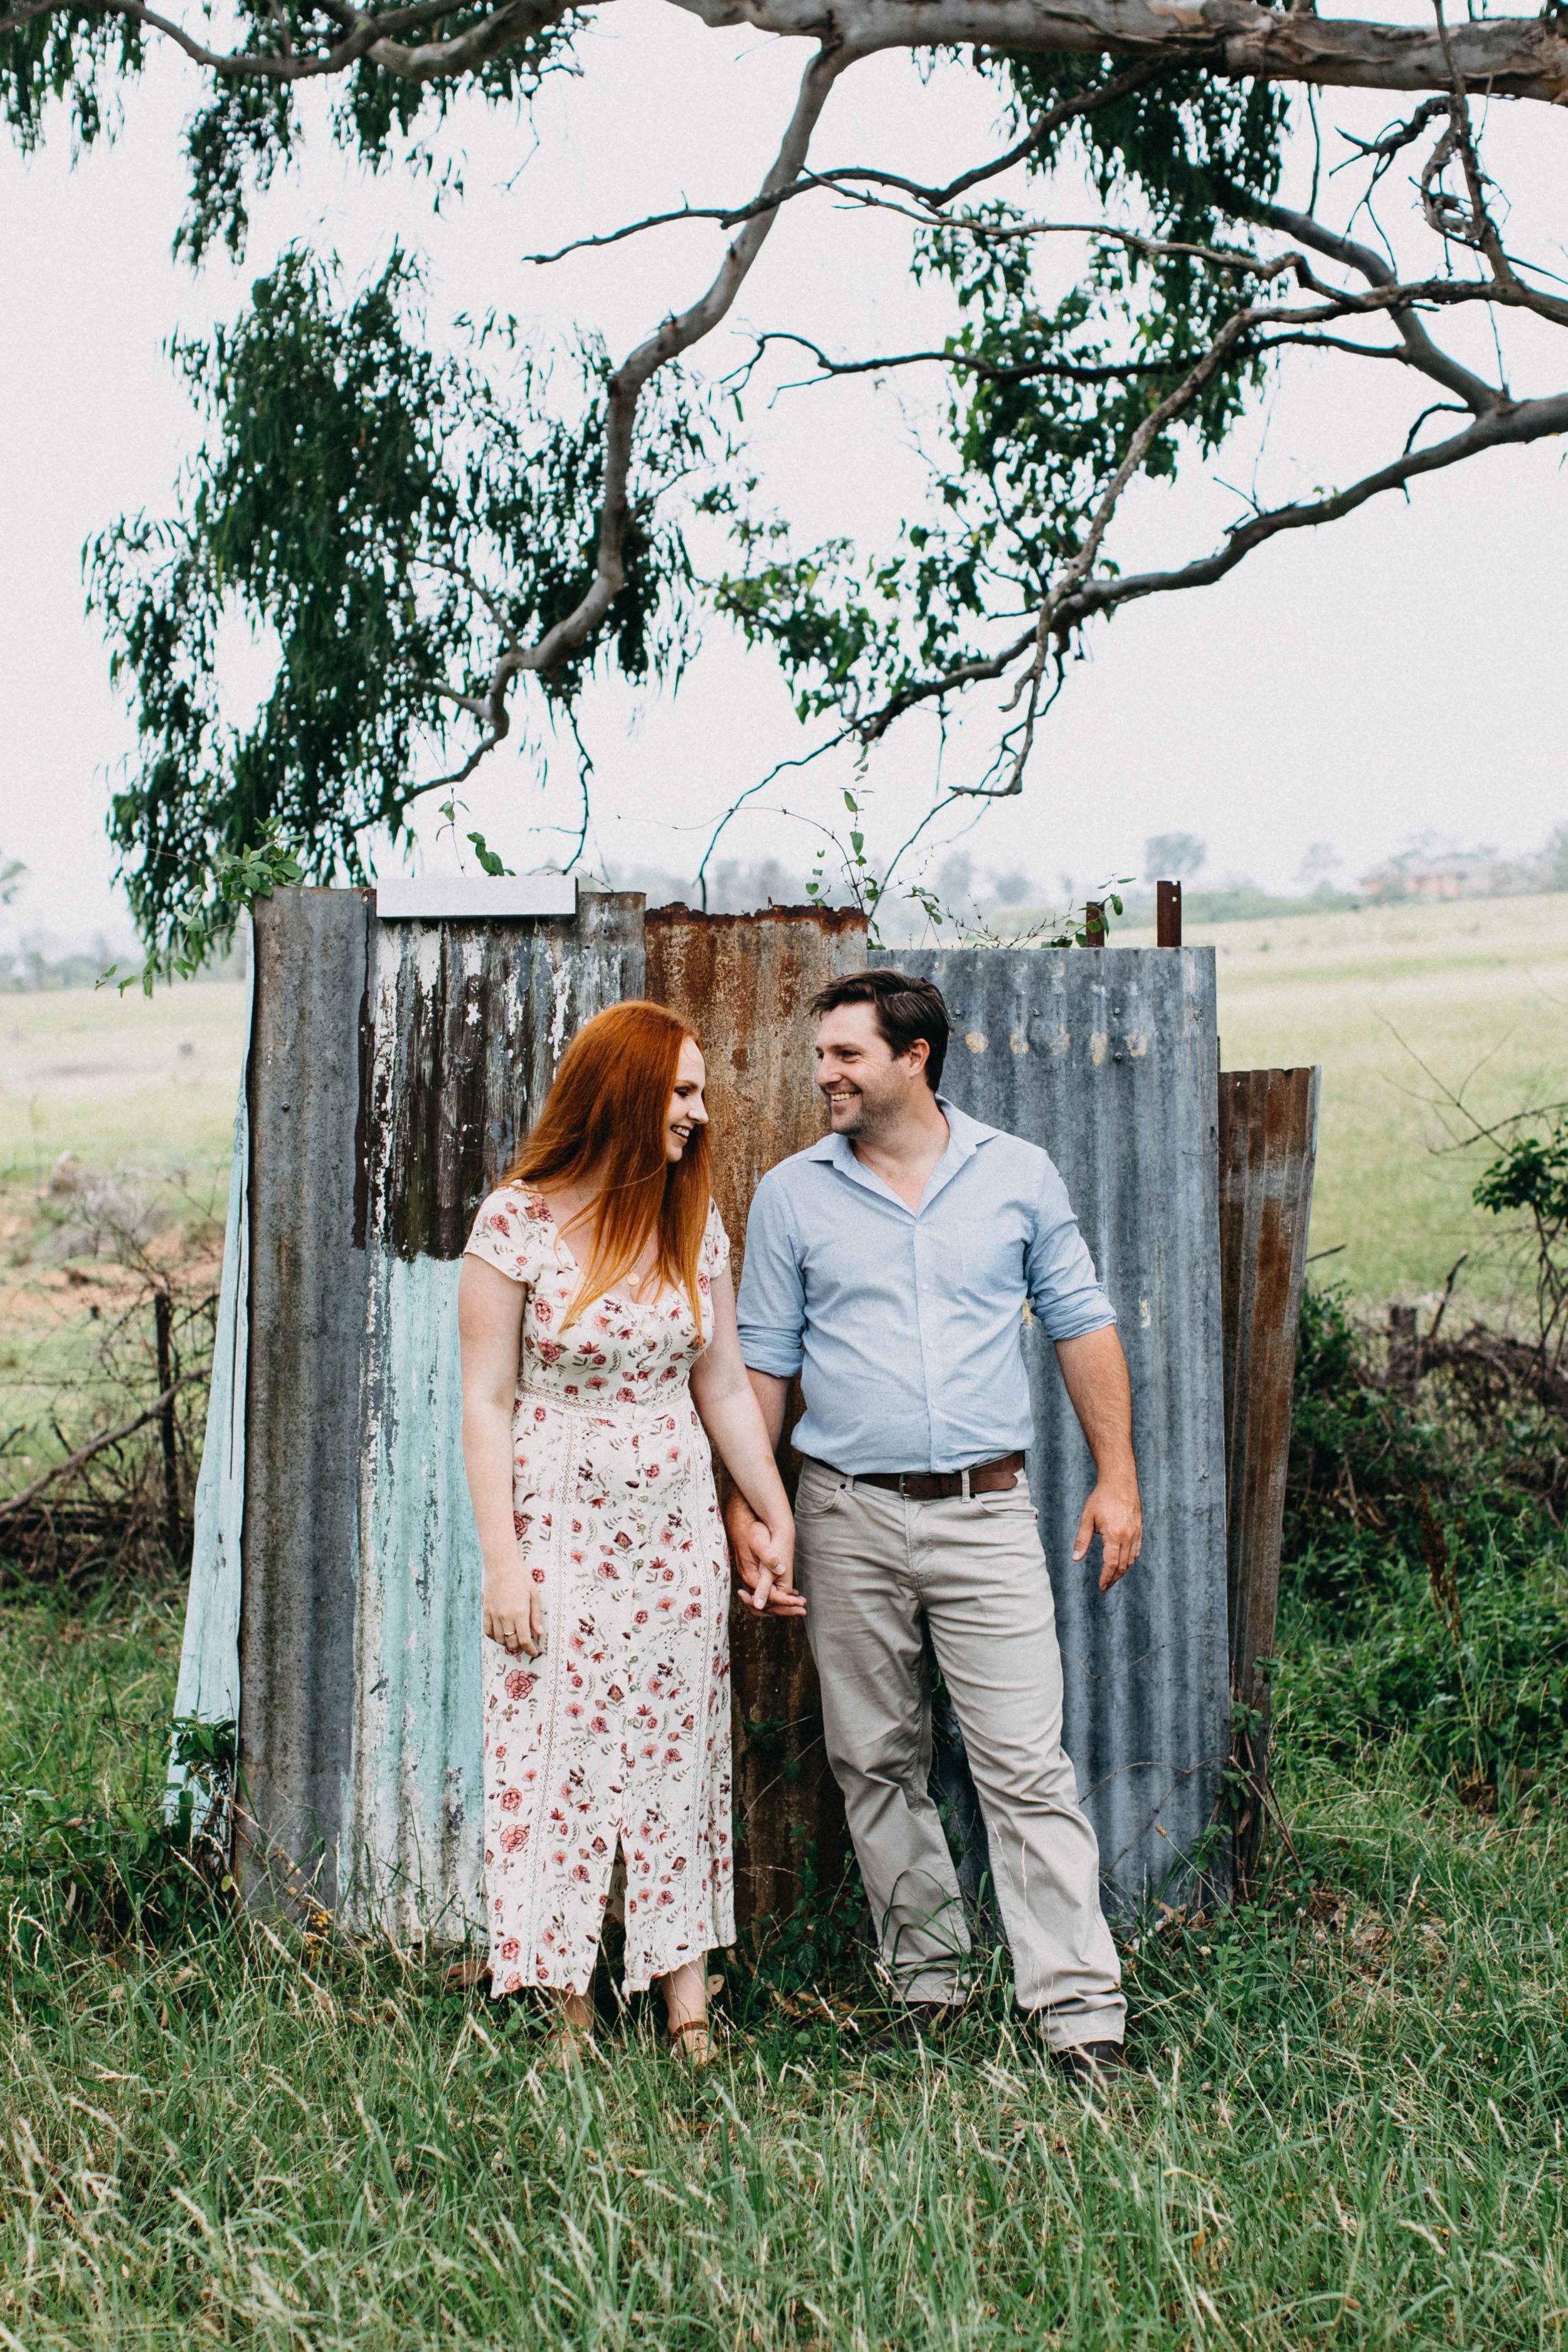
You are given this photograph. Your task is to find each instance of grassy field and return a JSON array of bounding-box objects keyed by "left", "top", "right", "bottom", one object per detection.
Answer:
[
  {"left": 6, "top": 899, "right": 1565, "bottom": 1323},
  {"left": 1125, "top": 894, "right": 1568, "bottom": 1324},
  {"left": 1, "top": 1567, "right": 1564, "bottom": 2349},
  {"left": 1, "top": 894, "right": 1564, "bottom": 1474},
  {"left": 3, "top": 924, "right": 1566, "bottom": 2345}
]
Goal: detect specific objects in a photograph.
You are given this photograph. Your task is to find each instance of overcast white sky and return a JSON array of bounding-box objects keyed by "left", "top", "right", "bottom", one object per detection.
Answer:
[{"left": 2, "top": 0, "right": 1565, "bottom": 950}]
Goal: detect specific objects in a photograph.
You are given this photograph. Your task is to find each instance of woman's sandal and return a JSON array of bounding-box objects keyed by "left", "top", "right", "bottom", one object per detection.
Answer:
[{"left": 667, "top": 2017, "right": 715, "bottom": 2069}]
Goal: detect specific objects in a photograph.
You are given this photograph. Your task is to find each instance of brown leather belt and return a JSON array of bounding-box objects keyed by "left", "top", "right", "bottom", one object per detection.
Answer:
[{"left": 813, "top": 1451, "right": 1025, "bottom": 1502}]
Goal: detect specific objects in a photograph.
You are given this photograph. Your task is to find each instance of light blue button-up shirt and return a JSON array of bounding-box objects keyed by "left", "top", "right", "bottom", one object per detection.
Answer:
[{"left": 734, "top": 1096, "right": 1115, "bottom": 1475}]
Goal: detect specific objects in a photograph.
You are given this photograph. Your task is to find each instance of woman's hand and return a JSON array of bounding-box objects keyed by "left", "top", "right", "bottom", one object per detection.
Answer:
[
  {"left": 724, "top": 1491, "right": 805, "bottom": 1618},
  {"left": 484, "top": 1553, "right": 543, "bottom": 1656}
]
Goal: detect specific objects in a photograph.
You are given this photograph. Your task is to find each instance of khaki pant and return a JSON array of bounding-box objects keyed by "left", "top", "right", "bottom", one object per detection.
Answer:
[{"left": 794, "top": 1458, "right": 1125, "bottom": 2050}]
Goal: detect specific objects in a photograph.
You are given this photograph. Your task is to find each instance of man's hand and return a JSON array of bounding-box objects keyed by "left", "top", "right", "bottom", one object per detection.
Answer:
[
  {"left": 724, "top": 1490, "right": 806, "bottom": 1618},
  {"left": 1071, "top": 1474, "right": 1143, "bottom": 1594}
]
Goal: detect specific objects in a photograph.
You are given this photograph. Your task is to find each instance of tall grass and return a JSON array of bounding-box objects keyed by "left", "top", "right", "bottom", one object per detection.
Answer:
[{"left": 1, "top": 1569, "right": 1565, "bottom": 2349}]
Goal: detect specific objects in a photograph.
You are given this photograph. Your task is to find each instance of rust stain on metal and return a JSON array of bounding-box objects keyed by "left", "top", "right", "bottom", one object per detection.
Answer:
[
  {"left": 1217, "top": 1065, "right": 1320, "bottom": 1890},
  {"left": 646, "top": 903, "right": 867, "bottom": 1927},
  {"left": 364, "top": 893, "right": 645, "bottom": 1260}
]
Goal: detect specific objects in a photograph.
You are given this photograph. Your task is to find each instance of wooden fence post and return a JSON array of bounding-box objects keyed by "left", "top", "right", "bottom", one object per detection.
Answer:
[{"left": 1217, "top": 1067, "right": 1320, "bottom": 1893}]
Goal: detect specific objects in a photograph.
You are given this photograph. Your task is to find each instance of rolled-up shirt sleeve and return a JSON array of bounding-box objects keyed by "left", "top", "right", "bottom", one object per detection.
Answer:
[
  {"left": 736, "top": 1177, "right": 807, "bottom": 1377},
  {"left": 1026, "top": 1160, "right": 1116, "bottom": 1340}
]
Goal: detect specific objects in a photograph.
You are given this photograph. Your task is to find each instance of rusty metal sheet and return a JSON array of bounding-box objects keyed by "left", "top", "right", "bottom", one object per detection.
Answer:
[
  {"left": 239, "top": 887, "right": 373, "bottom": 1910},
  {"left": 1218, "top": 1065, "right": 1320, "bottom": 1888},
  {"left": 874, "top": 943, "right": 1230, "bottom": 1914},
  {"left": 646, "top": 904, "right": 866, "bottom": 1926},
  {"left": 342, "top": 894, "right": 644, "bottom": 1937}
]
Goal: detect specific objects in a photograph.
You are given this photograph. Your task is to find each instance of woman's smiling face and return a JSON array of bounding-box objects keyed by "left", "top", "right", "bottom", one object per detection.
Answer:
[{"left": 665, "top": 1036, "right": 709, "bottom": 1162}]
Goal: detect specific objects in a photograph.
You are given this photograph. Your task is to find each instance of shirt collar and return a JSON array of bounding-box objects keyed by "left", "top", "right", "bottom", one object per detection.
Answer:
[{"left": 806, "top": 1093, "right": 997, "bottom": 1205}]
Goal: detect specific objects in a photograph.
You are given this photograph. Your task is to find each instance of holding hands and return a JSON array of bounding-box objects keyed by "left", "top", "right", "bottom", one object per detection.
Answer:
[{"left": 724, "top": 1491, "right": 805, "bottom": 1618}]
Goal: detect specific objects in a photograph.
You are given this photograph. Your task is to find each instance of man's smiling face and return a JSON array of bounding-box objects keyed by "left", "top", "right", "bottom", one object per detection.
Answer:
[{"left": 815, "top": 1002, "right": 926, "bottom": 1138}]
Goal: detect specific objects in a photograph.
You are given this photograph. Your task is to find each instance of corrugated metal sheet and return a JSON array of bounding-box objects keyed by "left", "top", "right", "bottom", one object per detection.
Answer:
[
  {"left": 1218, "top": 1065, "right": 1320, "bottom": 1888},
  {"left": 235, "top": 887, "right": 642, "bottom": 1930},
  {"left": 646, "top": 905, "right": 867, "bottom": 1924},
  {"left": 876, "top": 945, "right": 1230, "bottom": 1913},
  {"left": 240, "top": 888, "right": 371, "bottom": 1910},
  {"left": 166, "top": 946, "right": 253, "bottom": 1830},
  {"left": 198, "top": 898, "right": 1249, "bottom": 1941},
  {"left": 343, "top": 895, "right": 643, "bottom": 1938}
]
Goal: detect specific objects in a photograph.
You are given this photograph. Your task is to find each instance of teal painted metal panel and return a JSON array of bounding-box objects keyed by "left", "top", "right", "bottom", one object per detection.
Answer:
[
  {"left": 166, "top": 951, "right": 253, "bottom": 1829},
  {"left": 344, "top": 1252, "right": 482, "bottom": 1937}
]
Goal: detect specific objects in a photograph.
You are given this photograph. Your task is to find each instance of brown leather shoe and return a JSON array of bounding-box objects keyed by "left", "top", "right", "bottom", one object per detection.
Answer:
[{"left": 1054, "top": 2039, "right": 1126, "bottom": 2089}]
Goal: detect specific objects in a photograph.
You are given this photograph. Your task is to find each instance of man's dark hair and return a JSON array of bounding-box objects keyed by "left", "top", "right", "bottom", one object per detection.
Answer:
[{"left": 809, "top": 967, "right": 951, "bottom": 1091}]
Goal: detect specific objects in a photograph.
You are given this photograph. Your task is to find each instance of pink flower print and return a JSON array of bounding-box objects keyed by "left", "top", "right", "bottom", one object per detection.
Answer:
[
  {"left": 504, "top": 1671, "right": 536, "bottom": 1702},
  {"left": 534, "top": 1298, "right": 554, "bottom": 1325},
  {"left": 533, "top": 1406, "right": 548, "bottom": 1425},
  {"left": 501, "top": 1825, "right": 527, "bottom": 1853},
  {"left": 499, "top": 1937, "right": 521, "bottom": 1963},
  {"left": 607, "top": 1683, "right": 625, "bottom": 1703},
  {"left": 590, "top": 1716, "right": 608, "bottom": 1735}
]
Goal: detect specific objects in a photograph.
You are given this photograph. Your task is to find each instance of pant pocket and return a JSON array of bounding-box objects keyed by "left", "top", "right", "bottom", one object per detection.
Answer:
[
  {"left": 975, "top": 1481, "right": 1036, "bottom": 1518},
  {"left": 795, "top": 1466, "right": 847, "bottom": 1519}
]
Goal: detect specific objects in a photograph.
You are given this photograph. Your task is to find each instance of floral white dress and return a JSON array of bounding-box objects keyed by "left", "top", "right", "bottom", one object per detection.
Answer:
[{"left": 463, "top": 1185, "right": 735, "bottom": 1998}]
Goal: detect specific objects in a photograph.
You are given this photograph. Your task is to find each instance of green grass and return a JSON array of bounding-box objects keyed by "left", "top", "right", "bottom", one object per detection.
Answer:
[
  {"left": 0, "top": 977, "right": 248, "bottom": 1181},
  {"left": 3, "top": 1532, "right": 1566, "bottom": 2347}
]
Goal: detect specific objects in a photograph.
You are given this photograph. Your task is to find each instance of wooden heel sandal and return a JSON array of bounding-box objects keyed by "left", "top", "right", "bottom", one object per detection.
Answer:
[{"left": 667, "top": 2017, "right": 714, "bottom": 2068}]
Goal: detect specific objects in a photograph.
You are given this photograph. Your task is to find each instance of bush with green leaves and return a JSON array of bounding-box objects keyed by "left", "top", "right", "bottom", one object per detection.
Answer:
[{"left": 1276, "top": 1287, "right": 1568, "bottom": 1804}]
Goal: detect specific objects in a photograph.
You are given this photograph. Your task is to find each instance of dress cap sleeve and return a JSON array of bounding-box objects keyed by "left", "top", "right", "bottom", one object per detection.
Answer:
[
  {"left": 464, "top": 1187, "right": 547, "bottom": 1286},
  {"left": 701, "top": 1199, "right": 731, "bottom": 1276}
]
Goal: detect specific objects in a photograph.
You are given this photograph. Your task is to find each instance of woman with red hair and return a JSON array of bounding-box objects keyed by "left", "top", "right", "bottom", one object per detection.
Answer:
[{"left": 458, "top": 1001, "right": 797, "bottom": 2065}]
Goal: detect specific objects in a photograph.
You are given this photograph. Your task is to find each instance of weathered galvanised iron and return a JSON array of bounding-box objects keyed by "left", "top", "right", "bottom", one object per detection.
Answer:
[{"left": 171, "top": 886, "right": 1316, "bottom": 1939}]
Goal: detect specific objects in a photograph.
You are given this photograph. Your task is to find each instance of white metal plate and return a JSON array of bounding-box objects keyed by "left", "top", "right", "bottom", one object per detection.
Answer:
[{"left": 374, "top": 874, "right": 578, "bottom": 920}]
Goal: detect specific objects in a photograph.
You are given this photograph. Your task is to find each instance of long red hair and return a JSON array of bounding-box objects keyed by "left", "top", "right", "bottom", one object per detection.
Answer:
[{"left": 504, "top": 1000, "right": 711, "bottom": 1327}]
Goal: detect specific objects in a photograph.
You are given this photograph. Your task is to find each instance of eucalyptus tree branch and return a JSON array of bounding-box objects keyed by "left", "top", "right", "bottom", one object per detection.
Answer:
[
  {"left": 995, "top": 280, "right": 1276, "bottom": 790},
  {"left": 1213, "top": 180, "right": 1502, "bottom": 412},
  {"left": 9, "top": 0, "right": 1568, "bottom": 95},
  {"left": 0, "top": 0, "right": 574, "bottom": 80},
  {"left": 741, "top": 327, "right": 1176, "bottom": 390},
  {"left": 664, "top": 0, "right": 1568, "bottom": 105},
  {"left": 442, "top": 38, "right": 854, "bottom": 778},
  {"left": 524, "top": 60, "right": 1173, "bottom": 267},
  {"left": 1055, "top": 389, "right": 1568, "bottom": 630}
]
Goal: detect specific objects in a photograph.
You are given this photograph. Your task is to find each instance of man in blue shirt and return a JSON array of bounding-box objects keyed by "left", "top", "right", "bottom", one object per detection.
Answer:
[{"left": 727, "top": 967, "right": 1140, "bottom": 2077}]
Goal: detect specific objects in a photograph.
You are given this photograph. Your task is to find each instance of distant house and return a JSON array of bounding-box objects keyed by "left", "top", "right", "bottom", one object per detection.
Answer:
[{"left": 1359, "top": 844, "right": 1518, "bottom": 902}]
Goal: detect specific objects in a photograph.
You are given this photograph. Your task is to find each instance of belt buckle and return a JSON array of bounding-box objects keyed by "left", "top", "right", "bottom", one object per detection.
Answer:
[{"left": 896, "top": 1471, "right": 909, "bottom": 1498}]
